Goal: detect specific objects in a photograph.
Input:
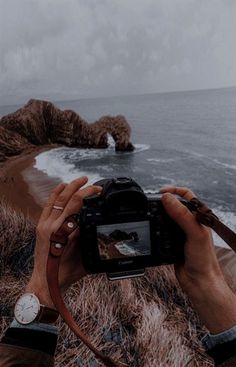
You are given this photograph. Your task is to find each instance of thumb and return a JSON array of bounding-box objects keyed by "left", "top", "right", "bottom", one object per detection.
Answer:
[{"left": 161, "top": 193, "right": 199, "bottom": 237}]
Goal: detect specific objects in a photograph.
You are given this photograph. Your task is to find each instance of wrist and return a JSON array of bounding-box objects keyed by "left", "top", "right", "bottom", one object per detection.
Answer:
[
  {"left": 186, "top": 277, "right": 236, "bottom": 334},
  {"left": 25, "top": 277, "right": 56, "bottom": 309},
  {"left": 185, "top": 273, "right": 230, "bottom": 303}
]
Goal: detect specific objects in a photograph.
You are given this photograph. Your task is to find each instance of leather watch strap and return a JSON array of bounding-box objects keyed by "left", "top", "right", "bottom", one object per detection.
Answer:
[{"left": 38, "top": 306, "right": 59, "bottom": 324}]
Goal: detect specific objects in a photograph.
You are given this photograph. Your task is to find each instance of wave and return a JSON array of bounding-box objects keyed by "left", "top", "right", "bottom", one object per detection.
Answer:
[
  {"left": 115, "top": 242, "right": 138, "bottom": 256},
  {"left": 211, "top": 159, "right": 236, "bottom": 171},
  {"left": 144, "top": 176, "right": 178, "bottom": 190},
  {"left": 133, "top": 144, "right": 150, "bottom": 153},
  {"left": 35, "top": 143, "right": 150, "bottom": 183},
  {"left": 147, "top": 158, "right": 179, "bottom": 163},
  {"left": 212, "top": 208, "right": 236, "bottom": 249},
  {"left": 44, "top": 143, "right": 149, "bottom": 160},
  {"left": 35, "top": 150, "right": 103, "bottom": 184},
  {"left": 182, "top": 150, "right": 236, "bottom": 171}
]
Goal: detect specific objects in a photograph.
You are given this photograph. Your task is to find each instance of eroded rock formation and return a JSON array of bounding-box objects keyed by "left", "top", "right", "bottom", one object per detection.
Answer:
[{"left": 0, "top": 99, "right": 135, "bottom": 162}]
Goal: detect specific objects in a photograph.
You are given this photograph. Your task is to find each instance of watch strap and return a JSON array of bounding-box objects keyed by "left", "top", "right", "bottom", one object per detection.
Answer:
[{"left": 37, "top": 305, "right": 59, "bottom": 324}]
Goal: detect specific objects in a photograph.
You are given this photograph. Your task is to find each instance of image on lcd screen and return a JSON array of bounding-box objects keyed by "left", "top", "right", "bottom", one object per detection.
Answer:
[{"left": 97, "top": 221, "right": 151, "bottom": 260}]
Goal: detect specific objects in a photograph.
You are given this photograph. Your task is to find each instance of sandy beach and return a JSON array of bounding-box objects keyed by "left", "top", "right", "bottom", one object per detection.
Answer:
[{"left": 0, "top": 146, "right": 60, "bottom": 224}]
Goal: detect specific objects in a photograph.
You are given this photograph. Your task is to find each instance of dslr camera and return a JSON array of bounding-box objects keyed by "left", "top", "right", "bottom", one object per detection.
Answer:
[{"left": 79, "top": 177, "right": 189, "bottom": 280}]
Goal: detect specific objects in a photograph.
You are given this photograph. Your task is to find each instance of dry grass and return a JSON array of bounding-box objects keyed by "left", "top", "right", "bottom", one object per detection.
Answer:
[{"left": 1, "top": 199, "right": 228, "bottom": 366}]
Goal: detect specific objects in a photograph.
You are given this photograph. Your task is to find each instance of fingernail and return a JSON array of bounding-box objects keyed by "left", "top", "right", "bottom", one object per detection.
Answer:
[
  {"left": 160, "top": 186, "right": 173, "bottom": 193},
  {"left": 94, "top": 185, "right": 103, "bottom": 191}
]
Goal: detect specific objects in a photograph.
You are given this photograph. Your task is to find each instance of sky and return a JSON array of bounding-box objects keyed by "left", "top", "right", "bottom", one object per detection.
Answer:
[{"left": 0, "top": 0, "right": 236, "bottom": 105}]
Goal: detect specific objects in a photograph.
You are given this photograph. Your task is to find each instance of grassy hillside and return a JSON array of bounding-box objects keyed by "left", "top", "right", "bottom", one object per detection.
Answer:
[{"left": 0, "top": 199, "right": 222, "bottom": 366}]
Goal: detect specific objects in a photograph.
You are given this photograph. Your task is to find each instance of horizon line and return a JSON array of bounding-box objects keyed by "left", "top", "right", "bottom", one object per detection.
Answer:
[{"left": 0, "top": 84, "right": 236, "bottom": 108}]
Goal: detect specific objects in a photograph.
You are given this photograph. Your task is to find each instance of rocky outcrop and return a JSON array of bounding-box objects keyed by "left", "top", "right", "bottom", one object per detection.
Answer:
[{"left": 0, "top": 99, "right": 135, "bottom": 162}]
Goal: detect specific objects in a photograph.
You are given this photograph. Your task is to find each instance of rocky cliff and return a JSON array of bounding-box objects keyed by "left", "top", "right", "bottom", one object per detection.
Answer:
[{"left": 0, "top": 99, "right": 135, "bottom": 162}]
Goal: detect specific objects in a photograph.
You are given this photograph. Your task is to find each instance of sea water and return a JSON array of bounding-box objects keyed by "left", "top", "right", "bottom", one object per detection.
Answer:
[{"left": 1, "top": 87, "right": 236, "bottom": 248}]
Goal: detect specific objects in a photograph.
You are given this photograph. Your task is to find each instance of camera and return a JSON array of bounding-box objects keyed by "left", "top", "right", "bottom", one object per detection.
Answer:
[{"left": 79, "top": 177, "right": 189, "bottom": 280}]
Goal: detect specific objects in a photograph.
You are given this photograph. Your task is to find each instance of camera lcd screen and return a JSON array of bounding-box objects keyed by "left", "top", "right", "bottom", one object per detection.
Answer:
[{"left": 97, "top": 221, "right": 151, "bottom": 260}]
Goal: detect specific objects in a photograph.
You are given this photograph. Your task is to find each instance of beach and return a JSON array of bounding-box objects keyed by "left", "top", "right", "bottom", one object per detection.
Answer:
[{"left": 0, "top": 146, "right": 60, "bottom": 224}]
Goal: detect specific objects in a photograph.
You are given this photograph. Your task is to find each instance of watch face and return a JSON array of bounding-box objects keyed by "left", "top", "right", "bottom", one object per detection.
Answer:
[{"left": 14, "top": 293, "right": 40, "bottom": 324}]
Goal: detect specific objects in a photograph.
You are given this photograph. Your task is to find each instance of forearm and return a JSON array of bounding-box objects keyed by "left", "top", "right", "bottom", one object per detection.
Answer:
[
  {"left": 0, "top": 321, "right": 57, "bottom": 367},
  {"left": 186, "top": 277, "right": 236, "bottom": 334},
  {"left": 0, "top": 344, "right": 55, "bottom": 367},
  {"left": 25, "top": 275, "right": 56, "bottom": 309},
  {"left": 185, "top": 277, "right": 236, "bottom": 366}
]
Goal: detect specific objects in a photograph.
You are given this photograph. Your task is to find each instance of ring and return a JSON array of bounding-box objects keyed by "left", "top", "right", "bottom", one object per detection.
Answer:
[{"left": 52, "top": 205, "right": 64, "bottom": 211}]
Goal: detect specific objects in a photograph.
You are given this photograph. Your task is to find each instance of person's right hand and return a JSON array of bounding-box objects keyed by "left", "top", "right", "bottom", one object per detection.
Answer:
[
  {"left": 160, "top": 186, "right": 223, "bottom": 291},
  {"left": 160, "top": 186, "right": 236, "bottom": 334}
]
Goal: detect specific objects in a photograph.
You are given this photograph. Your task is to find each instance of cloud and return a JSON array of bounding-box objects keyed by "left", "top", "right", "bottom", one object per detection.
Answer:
[{"left": 0, "top": 0, "right": 236, "bottom": 105}]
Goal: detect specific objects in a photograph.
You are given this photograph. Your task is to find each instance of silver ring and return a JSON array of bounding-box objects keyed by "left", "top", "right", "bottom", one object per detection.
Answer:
[{"left": 52, "top": 205, "right": 64, "bottom": 211}]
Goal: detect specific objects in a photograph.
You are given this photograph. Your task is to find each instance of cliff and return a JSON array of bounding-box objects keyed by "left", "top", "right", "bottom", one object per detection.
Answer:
[{"left": 0, "top": 99, "right": 135, "bottom": 162}]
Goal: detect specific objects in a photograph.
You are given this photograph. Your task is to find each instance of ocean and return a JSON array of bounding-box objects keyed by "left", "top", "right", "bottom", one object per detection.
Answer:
[{"left": 1, "top": 87, "right": 236, "bottom": 247}]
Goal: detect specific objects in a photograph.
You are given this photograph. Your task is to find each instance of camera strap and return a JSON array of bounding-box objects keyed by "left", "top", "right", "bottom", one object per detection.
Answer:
[
  {"left": 46, "top": 215, "right": 123, "bottom": 367},
  {"left": 188, "top": 198, "right": 236, "bottom": 253},
  {"left": 46, "top": 199, "right": 236, "bottom": 367}
]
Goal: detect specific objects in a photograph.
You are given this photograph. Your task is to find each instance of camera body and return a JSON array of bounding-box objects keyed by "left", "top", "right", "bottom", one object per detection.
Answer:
[{"left": 79, "top": 177, "right": 188, "bottom": 280}]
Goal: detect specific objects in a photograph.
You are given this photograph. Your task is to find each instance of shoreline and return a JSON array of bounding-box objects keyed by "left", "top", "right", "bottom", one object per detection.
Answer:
[{"left": 0, "top": 145, "right": 60, "bottom": 223}]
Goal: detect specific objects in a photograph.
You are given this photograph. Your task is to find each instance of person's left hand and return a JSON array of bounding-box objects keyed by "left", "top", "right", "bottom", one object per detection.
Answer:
[{"left": 25, "top": 176, "right": 102, "bottom": 308}]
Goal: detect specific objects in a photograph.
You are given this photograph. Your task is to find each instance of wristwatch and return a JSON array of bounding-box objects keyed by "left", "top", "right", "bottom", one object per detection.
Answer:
[{"left": 14, "top": 293, "right": 59, "bottom": 325}]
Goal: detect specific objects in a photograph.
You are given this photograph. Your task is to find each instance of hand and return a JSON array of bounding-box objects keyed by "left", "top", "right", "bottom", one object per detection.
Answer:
[
  {"left": 25, "top": 176, "right": 102, "bottom": 309},
  {"left": 160, "top": 186, "right": 236, "bottom": 333},
  {"left": 160, "top": 186, "right": 223, "bottom": 290}
]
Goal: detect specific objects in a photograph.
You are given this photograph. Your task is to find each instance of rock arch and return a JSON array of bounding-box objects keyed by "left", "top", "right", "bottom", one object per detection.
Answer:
[{"left": 0, "top": 99, "right": 135, "bottom": 162}]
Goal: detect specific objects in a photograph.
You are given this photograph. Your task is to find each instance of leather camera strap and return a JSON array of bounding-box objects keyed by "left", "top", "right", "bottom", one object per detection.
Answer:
[
  {"left": 47, "top": 216, "right": 123, "bottom": 367},
  {"left": 189, "top": 198, "right": 236, "bottom": 253},
  {"left": 46, "top": 199, "right": 236, "bottom": 366}
]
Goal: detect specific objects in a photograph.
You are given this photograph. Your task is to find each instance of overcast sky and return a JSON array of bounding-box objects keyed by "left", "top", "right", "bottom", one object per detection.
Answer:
[{"left": 0, "top": 0, "right": 236, "bottom": 105}]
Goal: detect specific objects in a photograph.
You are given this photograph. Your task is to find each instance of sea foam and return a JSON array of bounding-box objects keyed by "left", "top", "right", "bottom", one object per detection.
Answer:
[
  {"left": 35, "top": 143, "right": 150, "bottom": 184},
  {"left": 212, "top": 208, "right": 236, "bottom": 249},
  {"left": 35, "top": 149, "right": 103, "bottom": 184}
]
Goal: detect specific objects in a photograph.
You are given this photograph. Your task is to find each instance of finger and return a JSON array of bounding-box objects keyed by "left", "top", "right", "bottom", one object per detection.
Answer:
[
  {"left": 62, "top": 185, "right": 102, "bottom": 218},
  {"left": 162, "top": 193, "right": 201, "bottom": 237},
  {"left": 160, "top": 186, "right": 197, "bottom": 201},
  {"left": 50, "top": 176, "right": 88, "bottom": 221},
  {"left": 39, "top": 183, "right": 66, "bottom": 222}
]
